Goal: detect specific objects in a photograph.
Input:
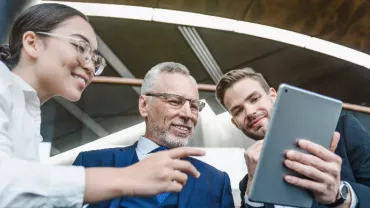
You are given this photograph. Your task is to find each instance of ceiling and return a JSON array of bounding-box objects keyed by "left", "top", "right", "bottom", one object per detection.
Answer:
[
  {"left": 52, "top": 0, "right": 370, "bottom": 53},
  {"left": 39, "top": 0, "right": 370, "bottom": 155}
]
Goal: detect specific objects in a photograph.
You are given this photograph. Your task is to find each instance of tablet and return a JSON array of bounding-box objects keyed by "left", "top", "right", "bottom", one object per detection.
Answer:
[{"left": 248, "top": 84, "right": 342, "bottom": 208}]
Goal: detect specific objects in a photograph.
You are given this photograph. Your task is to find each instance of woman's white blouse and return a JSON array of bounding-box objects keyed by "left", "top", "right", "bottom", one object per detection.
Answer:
[{"left": 0, "top": 62, "right": 85, "bottom": 207}]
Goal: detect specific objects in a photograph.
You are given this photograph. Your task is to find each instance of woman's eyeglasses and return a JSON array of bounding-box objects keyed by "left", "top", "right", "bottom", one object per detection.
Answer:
[{"left": 36, "top": 32, "right": 106, "bottom": 76}]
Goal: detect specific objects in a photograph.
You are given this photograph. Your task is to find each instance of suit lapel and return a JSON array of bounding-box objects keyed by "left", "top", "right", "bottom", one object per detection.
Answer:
[
  {"left": 114, "top": 142, "right": 138, "bottom": 167},
  {"left": 178, "top": 157, "right": 197, "bottom": 208},
  {"left": 106, "top": 143, "right": 138, "bottom": 208}
]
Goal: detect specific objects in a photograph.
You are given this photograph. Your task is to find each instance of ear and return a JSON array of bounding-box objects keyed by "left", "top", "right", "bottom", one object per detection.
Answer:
[
  {"left": 138, "top": 95, "right": 149, "bottom": 118},
  {"left": 269, "top": 87, "right": 277, "bottom": 103},
  {"left": 231, "top": 118, "right": 240, "bottom": 129},
  {"left": 22, "top": 31, "right": 40, "bottom": 60}
]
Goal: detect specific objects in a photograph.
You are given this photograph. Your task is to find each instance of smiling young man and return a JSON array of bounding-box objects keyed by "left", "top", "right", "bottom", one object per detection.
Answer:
[
  {"left": 215, "top": 68, "right": 370, "bottom": 208},
  {"left": 73, "top": 62, "right": 234, "bottom": 208}
]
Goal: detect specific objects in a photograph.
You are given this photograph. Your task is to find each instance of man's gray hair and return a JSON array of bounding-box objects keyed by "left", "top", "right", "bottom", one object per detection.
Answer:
[{"left": 141, "top": 62, "right": 197, "bottom": 94}]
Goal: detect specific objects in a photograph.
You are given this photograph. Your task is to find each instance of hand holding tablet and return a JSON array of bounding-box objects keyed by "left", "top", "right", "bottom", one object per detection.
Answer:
[{"left": 248, "top": 84, "right": 342, "bottom": 208}]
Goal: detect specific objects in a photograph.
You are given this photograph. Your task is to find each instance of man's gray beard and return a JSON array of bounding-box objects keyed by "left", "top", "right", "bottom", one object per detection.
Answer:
[{"left": 148, "top": 121, "right": 190, "bottom": 148}]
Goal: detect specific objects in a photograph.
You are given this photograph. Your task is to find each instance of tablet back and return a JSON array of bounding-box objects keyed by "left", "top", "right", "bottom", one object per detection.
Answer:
[{"left": 248, "top": 84, "right": 342, "bottom": 207}]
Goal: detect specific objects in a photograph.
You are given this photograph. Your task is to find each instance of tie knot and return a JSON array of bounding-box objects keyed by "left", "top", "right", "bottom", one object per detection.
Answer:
[{"left": 150, "top": 146, "right": 168, "bottom": 154}]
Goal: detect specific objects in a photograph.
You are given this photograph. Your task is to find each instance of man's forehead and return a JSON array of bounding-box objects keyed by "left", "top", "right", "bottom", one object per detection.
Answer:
[
  {"left": 155, "top": 73, "right": 199, "bottom": 98},
  {"left": 224, "top": 78, "right": 263, "bottom": 109}
]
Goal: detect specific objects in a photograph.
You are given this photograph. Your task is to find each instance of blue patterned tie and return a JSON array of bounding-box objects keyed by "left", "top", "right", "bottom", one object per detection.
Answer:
[{"left": 149, "top": 146, "right": 171, "bottom": 203}]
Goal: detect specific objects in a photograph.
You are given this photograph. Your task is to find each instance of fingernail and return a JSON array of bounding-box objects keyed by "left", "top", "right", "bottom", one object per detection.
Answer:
[
  {"left": 298, "top": 139, "right": 306, "bottom": 146},
  {"left": 285, "top": 160, "right": 292, "bottom": 167},
  {"left": 285, "top": 150, "right": 293, "bottom": 157},
  {"left": 285, "top": 175, "right": 293, "bottom": 182}
]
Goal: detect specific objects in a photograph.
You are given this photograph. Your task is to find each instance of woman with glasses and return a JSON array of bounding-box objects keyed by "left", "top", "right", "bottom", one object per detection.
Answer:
[{"left": 0, "top": 3, "right": 204, "bottom": 207}]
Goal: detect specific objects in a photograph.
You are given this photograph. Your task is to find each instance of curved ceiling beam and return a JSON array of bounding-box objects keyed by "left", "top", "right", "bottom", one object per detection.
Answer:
[{"left": 42, "top": 1, "right": 370, "bottom": 70}]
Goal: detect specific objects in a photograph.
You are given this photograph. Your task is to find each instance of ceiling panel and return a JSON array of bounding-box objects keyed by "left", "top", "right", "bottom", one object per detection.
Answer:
[
  {"left": 197, "top": 28, "right": 286, "bottom": 71},
  {"left": 50, "top": 0, "right": 370, "bottom": 52},
  {"left": 90, "top": 17, "right": 212, "bottom": 82},
  {"left": 243, "top": 47, "right": 354, "bottom": 88}
]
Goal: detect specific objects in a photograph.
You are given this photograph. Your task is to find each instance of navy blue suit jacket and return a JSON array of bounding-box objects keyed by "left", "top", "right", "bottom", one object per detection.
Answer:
[
  {"left": 73, "top": 143, "right": 234, "bottom": 208},
  {"left": 240, "top": 115, "right": 370, "bottom": 208}
]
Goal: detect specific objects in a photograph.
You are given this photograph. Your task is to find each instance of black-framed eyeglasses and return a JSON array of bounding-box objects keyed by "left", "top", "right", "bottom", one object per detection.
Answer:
[
  {"left": 146, "top": 93, "right": 205, "bottom": 113},
  {"left": 35, "top": 32, "right": 106, "bottom": 76}
]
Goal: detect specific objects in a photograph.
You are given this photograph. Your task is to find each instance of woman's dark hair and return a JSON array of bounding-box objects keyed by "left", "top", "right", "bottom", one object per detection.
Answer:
[{"left": 0, "top": 3, "right": 88, "bottom": 67}]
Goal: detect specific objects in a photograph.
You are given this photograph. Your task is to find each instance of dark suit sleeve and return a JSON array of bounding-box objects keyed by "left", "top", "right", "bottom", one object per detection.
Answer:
[
  {"left": 239, "top": 174, "right": 248, "bottom": 208},
  {"left": 340, "top": 115, "right": 370, "bottom": 207},
  {"left": 221, "top": 172, "right": 235, "bottom": 208},
  {"left": 72, "top": 152, "right": 84, "bottom": 166},
  {"left": 239, "top": 174, "right": 267, "bottom": 208},
  {"left": 71, "top": 149, "right": 117, "bottom": 168}
]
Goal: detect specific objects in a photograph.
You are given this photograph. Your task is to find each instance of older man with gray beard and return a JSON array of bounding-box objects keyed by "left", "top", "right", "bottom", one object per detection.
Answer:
[{"left": 73, "top": 62, "right": 234, "bottom": 208}]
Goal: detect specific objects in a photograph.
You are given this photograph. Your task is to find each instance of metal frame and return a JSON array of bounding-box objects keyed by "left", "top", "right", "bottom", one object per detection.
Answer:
[
  {"left": 97, "top": 35, "right": 141, "bottom": 94},
  {"left": 178, "top": 26, "right": 223, "bottom": 83}
]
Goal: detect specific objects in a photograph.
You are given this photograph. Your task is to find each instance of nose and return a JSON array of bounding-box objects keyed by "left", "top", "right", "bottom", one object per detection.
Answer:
[
  {"left": 179, "top": 101, "right": 193, "bottom": 119},
  {"left": 244, "top": 103, "right": 257, "bottom": 118},
  {"left": 82, "top": 60, "right": 95, "bottom": 77}
]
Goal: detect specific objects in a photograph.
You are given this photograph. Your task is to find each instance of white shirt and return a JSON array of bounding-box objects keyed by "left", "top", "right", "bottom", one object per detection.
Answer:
[
  {"left": 135, "top": 136, "right": 161, "bottom": 161},
  {"left": 0, "top": 62, "right": 85, "bottom": 208}
]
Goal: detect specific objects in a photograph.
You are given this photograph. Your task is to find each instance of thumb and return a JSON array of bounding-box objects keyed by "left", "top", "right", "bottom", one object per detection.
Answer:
[{"left": 329, "top": 131, "right": 340, "bottom": 152}]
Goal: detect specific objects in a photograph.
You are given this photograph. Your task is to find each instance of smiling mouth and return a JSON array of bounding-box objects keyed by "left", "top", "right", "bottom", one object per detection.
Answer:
[
  {"left": 249, "top": 116, "right": 265, "bottom": 128},
  {"left": 172, "top": 124, "right": 192, "bottom": 134},
  {"left": 71, "top": 73, "right": 88, "bottom": 86},
  {"left": 73, "top": 75, "right": 86, "bottom": 85}
]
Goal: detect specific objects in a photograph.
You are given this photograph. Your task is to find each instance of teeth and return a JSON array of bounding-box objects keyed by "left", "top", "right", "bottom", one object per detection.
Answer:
[
  {"left": 175, "top": 125, "right": 188, "bottom": 131},
  {"left": 73, "top": 75, "right": 86, "bottom": 85}
]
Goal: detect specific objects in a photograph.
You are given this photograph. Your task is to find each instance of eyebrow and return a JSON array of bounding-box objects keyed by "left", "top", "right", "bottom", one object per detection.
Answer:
[
  {"left": 71, "top": 33, "right": 99, "bottom": 53},
  {"left": 229, "top": 91, "right": 258, "bottom": 113},
  {"left": 71, "top": 33, "right": 90, "bottom": 43},
  {"left": 166, "top": 93, "right": 199, "bottom": 101}
]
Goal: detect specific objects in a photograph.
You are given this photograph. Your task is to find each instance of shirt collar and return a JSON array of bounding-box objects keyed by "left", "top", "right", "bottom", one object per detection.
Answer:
[
  {"left": 11, "top": 73, "right": 37, "bottom": 93},
  {"left": 11, "top": 73, "right": 41, "bottom": 106},
  {"left": 137, "top": 136, "right": 160, "bottom": 155}
]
